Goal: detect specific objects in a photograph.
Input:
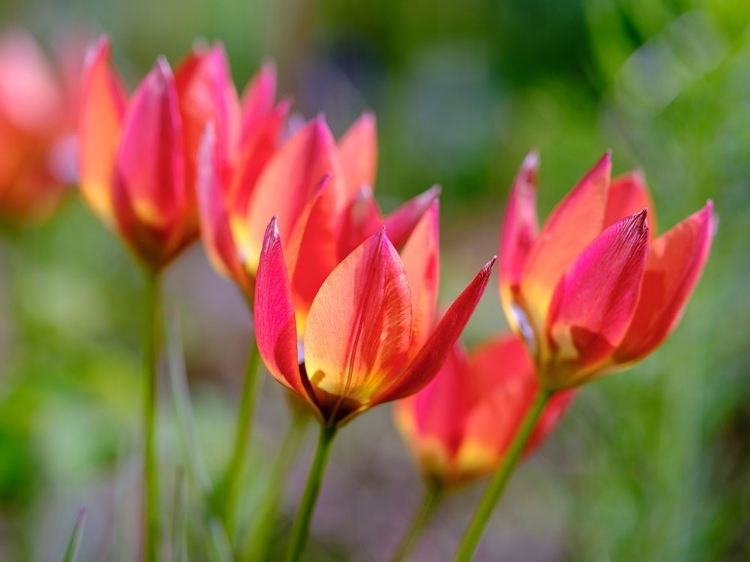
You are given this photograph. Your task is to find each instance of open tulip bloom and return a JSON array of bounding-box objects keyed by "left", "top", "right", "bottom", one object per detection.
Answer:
[
  {"left": 199, "top": 108, "right": 440, "bottom": 308},
  {"left": 79, "top": 36, "right": 244, "bottom": 271},
  {"left": 392, "top": 332, "right": 573, "bottom": 560},
  {"left": 454, "top": 151, "right": 715, "bottom": 561},
  {"left": 254, "top": 202, "right": 495, "bottom": 561}
]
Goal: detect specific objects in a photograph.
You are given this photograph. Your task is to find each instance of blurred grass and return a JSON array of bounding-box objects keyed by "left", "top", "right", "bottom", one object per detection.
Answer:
[{"left": 0, "top": 0, "right": 749, "bottom": 560}]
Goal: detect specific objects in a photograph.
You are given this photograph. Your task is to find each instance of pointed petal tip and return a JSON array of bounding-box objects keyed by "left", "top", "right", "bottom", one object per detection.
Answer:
[
  {"left": 153, "top": 55, "right": 174, "bottom": 79},
  {"left": 84, "top": 35, "right": 110, "bottom": 68},
  {"left": 522, "top": 150, "right": 540, "bottom": 170}
]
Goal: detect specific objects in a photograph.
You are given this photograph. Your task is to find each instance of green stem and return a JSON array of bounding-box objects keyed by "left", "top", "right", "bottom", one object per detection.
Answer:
[
  {"left": 143, "top": 270, "right": 162, "bottom": 562},
  {"left": 391, "top": 482, "right": 443, "bottom": 562},
  {"left": 285, "top": 424, "right": 337, "bottom": 562},
  {"left": 453, "top": 388, "right": 552, "bottom": 562},
  {"left": 241, "top": 414, "right": 308, "bottom": 561},
  {"left": 219, "top": 336, "right": 262, "bottom": 538}
]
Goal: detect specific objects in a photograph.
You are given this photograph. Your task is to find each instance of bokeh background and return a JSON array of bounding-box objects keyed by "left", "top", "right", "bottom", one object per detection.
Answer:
[{"left": 1, "top": 0, "right": 749, "bottom": 560}]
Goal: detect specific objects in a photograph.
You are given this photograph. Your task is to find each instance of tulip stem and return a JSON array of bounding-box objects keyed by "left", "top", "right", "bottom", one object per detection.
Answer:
[
  {"left": 285, "top": 424, "right": 337, "bottom": 562},
  {"left": 143, "top": 270, "right": 162, "bottom": 562},
  {"left": 219, "top": 336, "right": 262, "bottom": 539},
  {"left": 454, "top": 388, "right": 552, "bottom": 562},
  {"left": 391, "top": 482, "right": 443, "bottom": 562},
  {"left": 241, "top": 412, "right": 308, "bottom": 561}
]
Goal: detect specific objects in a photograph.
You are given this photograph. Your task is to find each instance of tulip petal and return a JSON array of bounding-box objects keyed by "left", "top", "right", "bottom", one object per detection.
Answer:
[
  {"left": 228, "top": 99, "right": 290, "bottom": 214},
  {"left": 78, "top": 36, "right": 127, "bottom": 226},
  {"left": 614, "top": 201, "right": 715, "bottom": 364},
  {"left": 303, "top": 230, "right": 413, "bottom": 424},
  {"left": 521, "top": 152, "right": 611, "bottom": 324},
  {"left": 285, "top": 176, "right": 340, "bottom": 329},
  {"left": 544, "top": 210, "right": 649, "bottom": 387},
  {"left": 113, "top": 58, "right": 187, "bottom": 268},
  {"left": 338, "top": 111, "right": 377, "bottom": 197},
  {"left": 463, "top": 334, "right": 573, "bottom": 458},
  {"left": 244, "top": 116, "right": 344, "bottom": 274},
  {"left": 240, "top": 61, "right": 277, "bottom": 143},
  {"left": 499, "top": 151, "right": 540, "bottom": 296},
  {"left": 400, "top": 200, "right": 440, "bottom": 355},
  {"left": 337, "top": 186, "right": 383, "bottom": 259},
  {"left": 378, "top": 257, "right": 496, "bottom": 403},
  {"left": 254, "top": 217, "right": 308, "bottom": 397},
  {"left": 382, "top": 185, "right": 442, "bottom": 250},
  {"left": 196, "top": 125, "right": 253, "bottom": 295},
  {"left": 604, "top": 171, "right": 658, "bottom": 238}
]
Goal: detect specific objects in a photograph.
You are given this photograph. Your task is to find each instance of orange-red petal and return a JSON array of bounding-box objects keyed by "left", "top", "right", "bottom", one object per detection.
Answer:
[
  {"left": 382, "top": 185, "right": 442, "bottom": 250},
  {"left": 112, "top": 58, "right": 186, "bottom": 268},
  {"left": 240, "top": 61, "right": 278, "bottom": 143},
  {"left": 196, "top": 125, "right": 252, "bottom": 295},
  {"left": 544, "top": 210, "right": 649, "bottom": 387},
  {"left": 303, "top": 230, "right": 413, "bottom": 425},
  {"left": 614, "top": 201, "right": 715, "bottom": 364},
  {"left": 604, "top": 171, "right": 658, "bottom": 239},
  {"left": 244, "top": 116, "right": 344, "bottom": 274},
  {"left": 499, "top": 151, "right": 539, "bottom": 296},
  {"left": 400, "top": 200, "right": 440, "bottom": 356},
  {"left": 254, "top": 217, "right": 308, "bottom": 398},
  {"left": 78, "top": 36, "right": 127, "bottom": 226},
  {"left": 338, "top": 111, "right": 377, "bottom": 197},
  {"left": 378, "top": 257, "right": 496, "bottom": 403},
  {"left": 521, "top": 152, "right": 611, "bottom": 324},
  {"left": 337, "top": 186, "right": 383, "bottom": 259}
]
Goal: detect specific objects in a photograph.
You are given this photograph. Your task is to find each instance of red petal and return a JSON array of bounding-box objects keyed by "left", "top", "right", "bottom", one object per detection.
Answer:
[
  {"left": 338, "top": 111, "right": 377, "bottom": 197},
  {"left": 78, "top": 36, "right": 127, "bottom": 226},
  {"left": 521, "top": 152, "right": 611, "bottom": 324},
  {"left": 228, "top": 99, "right": 290, "bottom": 215},
  {"left": 240, "top": 61, "right": 277, "bottom": 143},
  {"left": 499, "top": 151, "right": 539, "bottom": 296},
  {"left": 604, "top": 171, "right": 658, "bottom": 239},
  {"left": 614, "top": 201, "right": 715, "bottom": 364},
  {"left": 196, "top": 125, "right": 253, "bottom": 296},
  {"left": 285, "top": 176, "right": 340, "bottom": 328},
  {"left": 113, "top": 58, "right": 189, "bottom": 268},
  {"left": 174, "top": 43, "right": 241, "bottom": 232},
  {"left": 382, "top": 185, "right": 441, "bottom": 250},
  {"left": 337, "top": 186, "right": 383, "bottom": 259},
  {"left": 303, "top": 230, "right": 413, "bottom": 425},
  {"left": 244, "top": 116, "right": 344, "bottom": 273},
  {"left": 254, "top": 217, "right": 309, "bottom": 398},
  {"left": 400, "top": 200, "right": 440, "bottom": 355},
  {"left": 378, "top": 257, "right": 496, "bottom": 403},
  {"left": 544, "top": 210, "right": 649, "bottom": 387}
]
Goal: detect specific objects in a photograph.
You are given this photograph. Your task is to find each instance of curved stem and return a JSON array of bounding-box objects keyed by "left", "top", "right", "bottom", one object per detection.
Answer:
[
  {"left": 220, "top": 336, "right": 262, "bottom": 538},
  {"left": 241, "top": 413, "right": 308, "bottom": 561},
  {"left": 453, "top": 388, "right": 552, "bottom": 562},
  {"left": 391, "top": 482, "right": 443, "bottom": 562},
  {"left": 143, "top": 270, "right": 162, "bottom": 562},
  {"left": 285, "top": 424, "right": 337, "bottom": 562}
]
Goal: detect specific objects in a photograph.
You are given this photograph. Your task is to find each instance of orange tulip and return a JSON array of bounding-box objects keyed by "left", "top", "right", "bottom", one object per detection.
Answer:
[
  {"left": 78, "top": 37, "right": 242, "bottom": 270},
  {"left": 499, "top": 151, "right": 715, "bottom": 389},
  {"left": 254, "top": 204, "right": 495, "bottom": 428},
  {"left": 198, "top": 109, "right": 440, "bottom": 310},
  {"left": 0, "top": 29, "right": 80, "bottom": 224},
  {"left": 395, "top": 333, "right": 573, "bottom": 488}
]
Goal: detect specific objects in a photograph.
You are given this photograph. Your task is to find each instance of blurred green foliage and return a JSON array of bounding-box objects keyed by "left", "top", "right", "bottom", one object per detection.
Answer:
[{"left": 1, "top": 0, "right": 749, "bottom": 560}]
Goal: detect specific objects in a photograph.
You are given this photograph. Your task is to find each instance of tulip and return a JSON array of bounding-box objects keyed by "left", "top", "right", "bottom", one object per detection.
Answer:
[
  {"left": 0, "top": 29, "right": 80, "bottom": 224},
  {"left": 396, "top": 333, "right": 572, "bottom": 489},
  {"left": 499, "top": 151, "right": 714, "bottom": 390},
  {"left": 198, "top": 110, "right": 440, "bottom": 312},
  {"left": 78, "top": 38, "right": 246, "bottom": 561},
  {"left": 454, "top": 152, "right": 715, "bottom": 561},
  {"left": 254, "top": 205, "right": 495, "bottom": 561},
  {"left": 79, "top": 36, "right": 241, "bottom": 271},
  {"left": 392, "top": 333, "right": 572, "bottom": 561}
]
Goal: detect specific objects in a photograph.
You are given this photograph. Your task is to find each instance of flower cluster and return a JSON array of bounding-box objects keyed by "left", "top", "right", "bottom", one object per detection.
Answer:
[{"left": 1, "top": 29, "right": 716, "bottom": 562}]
